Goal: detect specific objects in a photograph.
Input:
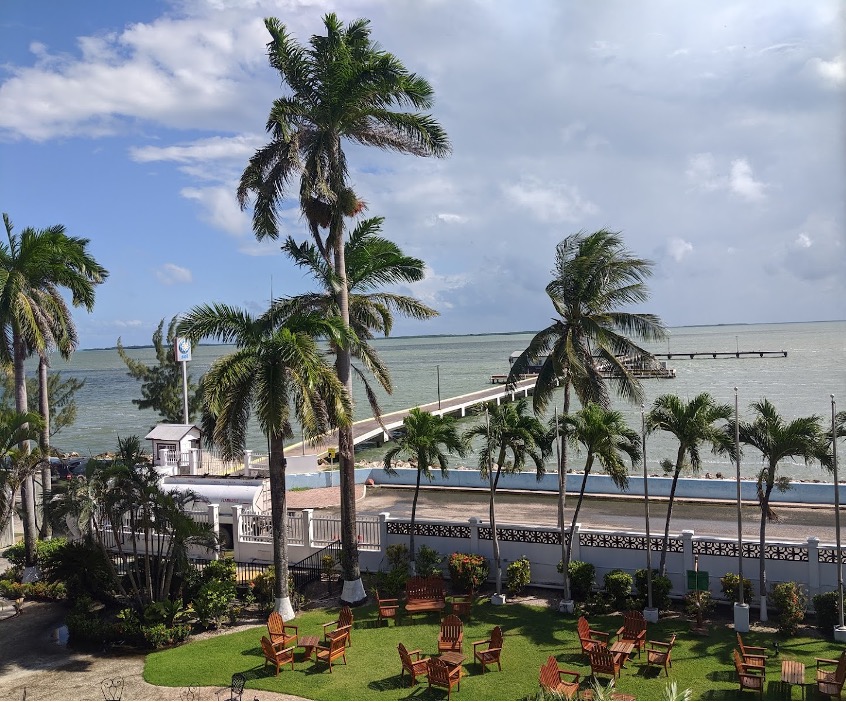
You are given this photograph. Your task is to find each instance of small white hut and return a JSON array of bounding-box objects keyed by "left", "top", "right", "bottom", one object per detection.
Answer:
[{"left": 145, "top": 423, "right": 202, "bottom": 475}]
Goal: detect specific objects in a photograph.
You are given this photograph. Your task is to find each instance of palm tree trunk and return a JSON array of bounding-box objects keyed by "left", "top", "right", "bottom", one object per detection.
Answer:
[
  {"left": 559, "top": 383, "right": 571, "bottom": 601},
  {"left": 269, "top": 432, "right": 294, "bottom": 619},
  {"left": 563, "top": 455, "right": 594, "bottom": 601},
  {"left": 409, "top": 464, "right": 423, "bottom": 574},
  {"left": 38, "top": 357, "right": 52, "bottom": 539},
  {"left": 13, "top": 331, "right": 38, "bottom": 569},
  {"left": 659, "top": 446, "right": 686, "bottom": 576},
  {"left": 491, "top": 448, "right": 506, "bottom": 595},
  {"left": 758, "top": 471, "right": 775, "bottom": 622}
]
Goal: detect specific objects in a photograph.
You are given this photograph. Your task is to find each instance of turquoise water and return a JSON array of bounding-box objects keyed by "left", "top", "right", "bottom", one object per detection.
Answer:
[{"left": 32, "top": 320, "right": 846, "bottom": 479}]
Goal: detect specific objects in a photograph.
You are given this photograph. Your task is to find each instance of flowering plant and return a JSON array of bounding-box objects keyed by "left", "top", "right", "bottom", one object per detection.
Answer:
[{"left": 448, "top": 552, "right": 489, "bottom": 594}]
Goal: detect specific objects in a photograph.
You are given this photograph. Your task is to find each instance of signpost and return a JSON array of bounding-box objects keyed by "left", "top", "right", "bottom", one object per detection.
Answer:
[{"left": 174, "top": 337, "right": 191, "bottom": 424}]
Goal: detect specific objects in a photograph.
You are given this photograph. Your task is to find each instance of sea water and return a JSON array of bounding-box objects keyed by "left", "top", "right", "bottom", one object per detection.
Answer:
[{"left": 33, "top": 320, "right": 845, "bottom": 480}]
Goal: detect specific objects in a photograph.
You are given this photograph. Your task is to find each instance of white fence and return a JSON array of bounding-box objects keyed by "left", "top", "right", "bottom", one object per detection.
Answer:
[{"left": 0, "top": 513, "right": 15, "bottom": 549}]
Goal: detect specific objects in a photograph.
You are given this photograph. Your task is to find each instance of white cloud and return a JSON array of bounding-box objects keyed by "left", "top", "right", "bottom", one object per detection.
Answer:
[
  {"left": 181, "top": 185, "right": 250, "bottom": 236},
  {"left": 685, "top": 153, "right": 722, "bottom": 192},
  {"left": 130, "top": 134, "right": 263, "bottom": 164},
  {"left": 808, "top": 55, "right": 845, "bottom": 88},
  {"left": 667, "top": 238, "right": 694, "bottom": 262},
  {"left": 502, "top": 177, "right": 598, "bottom": 223},
  {"left": 729, "top": 158, "right": 767, "bottom": 202},
  {"left": 432, "top": 213, "right": 468, "bottom": 225},
  {"left": 795, "top": 233, "right": 812, "bottom": 248},
  {"left": 155, "top": 262, "right": 193, "bottom": 285}
]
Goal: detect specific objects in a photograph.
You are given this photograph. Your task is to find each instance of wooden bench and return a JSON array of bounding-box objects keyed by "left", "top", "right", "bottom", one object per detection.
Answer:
[{"left": 405, "top": 576, "right": 447, "bottom": 619}]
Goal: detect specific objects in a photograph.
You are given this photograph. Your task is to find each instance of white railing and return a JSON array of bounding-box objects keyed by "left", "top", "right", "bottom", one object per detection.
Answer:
[{"left": 313, "top": 515, "right": 380, "bottom": 550}]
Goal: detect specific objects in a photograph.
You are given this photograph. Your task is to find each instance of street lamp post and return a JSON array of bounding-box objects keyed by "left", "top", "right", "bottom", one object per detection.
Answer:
[
  {"left": 642, "top": 404, "right": 658, "bottom": 622},
  {"left": 734, "top": 387, "right": 750, "bottom": 632},
  {"left": 436, "top": 365, "right": 441, "bottom": 410},
  {"left": 832, "top": 395, "right": 846, "bottom": 641}
]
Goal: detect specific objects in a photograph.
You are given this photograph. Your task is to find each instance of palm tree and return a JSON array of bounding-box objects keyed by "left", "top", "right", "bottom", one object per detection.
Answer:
[
  {"left": 507, "top": 229, "right": 665, "bottom": 602},
  {"left": 0, "top": 409, "right": 44, "bottom": 537},
  {"left": 733, "top": 399, "right": 829, "bottom": 621},
  {"left": 0, "top": 213, "right": 108, "bottom": 566},
  {"left": 178, "top": 304, "right": 351, "bottom": 618},
  {"left": 383, "top": 408, "right": 465, "bottom": 573},
  {"left": 463, "top": 399, "right": 550, "bottom": 595},
  {"left": 646, "top": 393, "right": 732, "bottom": 575},
  {"left": 238, "top": 14, "right": 449, "bottom": 605},
  {"left": 278, "top": 215, "right": 438, "bottom": 424},
  {"left": 557, "top": 403, "right": 641, "bottom": 598}
]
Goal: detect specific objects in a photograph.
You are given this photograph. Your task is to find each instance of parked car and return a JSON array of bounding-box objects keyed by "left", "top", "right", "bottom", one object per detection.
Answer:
[{"left": 49, "top": 457, "right": 86, "bottom": 480}]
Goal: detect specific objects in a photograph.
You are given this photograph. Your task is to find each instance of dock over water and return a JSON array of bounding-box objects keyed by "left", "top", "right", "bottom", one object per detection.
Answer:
[{"left": 655, "top": 350, "right": 788, "bottom": 359}]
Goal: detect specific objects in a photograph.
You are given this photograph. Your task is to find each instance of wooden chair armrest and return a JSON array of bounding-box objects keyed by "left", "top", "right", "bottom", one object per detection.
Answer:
[
  {"left": 743, "top": 644, "right": 768, "bottom": 654},
  {"left": 273, "top": 645, "right": 296, "bottom": 656},
  {"left": 472, "top": 638, "right": 492, "bottom": 650},
  {"left": 647, "top": 640, "right": 673, "bottom": 651},
  {"left": 407, "top": 648, "right": 423, "bottom": 658},
  {"left": 282, "top": 624, "right": 298, "bottom": 633},
  {"left": 271, "top": 638, "right": 294, "bottom": 651},
  {"left": 558, "top": 669, "right": 581, "bottom": 683},
  {"left": 321, "top": 620, "right": 339, "bottom": 630},
  {"left": 816, "top": 658, "right": 841, "bottom": 667},
  {"left": 379, "top": 598, "right": 400, "bottom": 606},
  {"left": 590, "top": 629, "right": 610, "bottom": 640}
]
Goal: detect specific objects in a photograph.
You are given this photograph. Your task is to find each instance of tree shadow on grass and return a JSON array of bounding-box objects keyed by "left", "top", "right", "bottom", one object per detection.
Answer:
[{"left": 368, "top": 673, "right": 411, "bottom": 692}]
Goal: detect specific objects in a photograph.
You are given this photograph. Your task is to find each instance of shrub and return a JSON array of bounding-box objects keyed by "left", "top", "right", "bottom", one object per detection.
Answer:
[
  {"left": 41, "top": 540, "right": 113, "bottom": 602},
  {"left": 684, "top": 589, "right": 715, "bottom": 622},
  {"left": 3, "top": 538, "right": 67, "bottom": 570},
  {"left": 193, "top": 579, "right": 235, "bottom": 628},
  {"left": 557, "top": 560, "right": 595, "bottom": 601},
  {"left": 415, "top": 545, "right": 444, "bottom": 577},
  {"left": 0, "top": 578, "right": 65, "bottom": 600},
  {"left": 386, "top": 543, "right": 410, "bottom": 573},
  {"left": 506, "top": 556, "right": 531, "bottom": 595},
  {"left": 813, "top": 591, "right": 844, "bottom": 638},
  {"left": 604, "top": 569, "right": 633, "bottom": 611},
  {"left": 720, "top": 572, "right": 753, "bottom": 604},
  {"left": 770, "top": 581, "right": 807, "bottom": 636},
  {"left": 200, "top": 558, "right": 236, "bottom": 584},
  {"left": 448, "top": 552, "right": 489, "bottom": 594},
  {"left": 634, "top": 568, "right": 672, "bottom": 611}
]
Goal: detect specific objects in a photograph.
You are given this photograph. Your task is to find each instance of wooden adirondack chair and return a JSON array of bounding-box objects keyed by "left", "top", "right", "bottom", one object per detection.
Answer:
[
  {"left": 472, "top": 626, "right": 503, "bottom": 673},
  {"left": 816, "top": 650, "right": 846, "bottom": 699},
  {"left": 398, "top": 642, "right": 430, "bottom": 686},
  {"left": 578, "top": 616, "right": 610, "bottom": 656},
  {"left": 322, "top": 606, "right": 353, "bottom": 646},
  {"left": 539, "top": 656, "right": 580, "bottom": 700},
  {"left": 645, "top": 634, "right": 676, "bottom": 677},
  {"left": 438, "top": 614, "right": 464, "bottom": 653},
  {"left": 736, "top": 632, "right": 768, "bottom": 667},
  {"left": 315, "top": 632, "right": 347, "bottom": 672},
  {"left": 450, "top": 594, "right": 473, "bottom": 618},
  {"left": 266, "top": 611, "right": 298, "bottom": 647},
  {"left": 260, "top": 636, "right": 295, "bottom": 676},
  {"left": 733, "top": 649, "right": 765, "bottom": 697},
  {"left": 616, "top": 611, "right": 647, "bottom": 657},
  {"left": 588, "top": 645, "right": 625, "bottom": 680},
  {"left": 427, "top": 657, "right": 462, "bottom": 700},
  {"left": 375, "top": 589, "right": 399, "bottom": 626}
]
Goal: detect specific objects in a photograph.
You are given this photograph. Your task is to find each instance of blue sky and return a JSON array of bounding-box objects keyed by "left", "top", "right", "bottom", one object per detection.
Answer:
[{"left": 1, "top": 0, "right": 843, "bottom": 350}]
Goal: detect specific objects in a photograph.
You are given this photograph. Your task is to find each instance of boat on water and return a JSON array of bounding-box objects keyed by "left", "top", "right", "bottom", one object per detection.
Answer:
[{"left": 491, "top": 351, "right": 676, "bottom": 383}]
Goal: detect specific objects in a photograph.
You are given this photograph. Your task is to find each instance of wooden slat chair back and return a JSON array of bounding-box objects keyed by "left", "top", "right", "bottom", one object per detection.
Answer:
[
  {"left": 398, "top": 642, "right": 430, "bottom": 686},
  {"left": 616, "top": 611, "right": 647, "bottom": 657},
  {"left": 438, "top": 614, "right": 464, "bottom": 653},
  {"left": 588, "top": 645, "right": 624, "bottom": 680},
  {"left": 322, "top": 606, "right": 353, "bottom": 646},
  {"left": 260, "top": 636, "right": 295, "bottom": 676},
  {"left": 736, "top": 632, "right": 768, "bottom": 665},
  {"left": 375, "top": 589, "right": 400, "bottom": 626},
  {"left": 578, "top": 616, "right": 610, "bottom": 656},
  {"left": 427, "top": 657, "right": 462, "bottom": 700},
  {"left": 645, "top": 634, "right": 676, "bottom": 677},
  {"left": 451, "top": 594, "right": 473, "bottom": 618},
  {"left": 816, "top": 650, "right": 846, "bottom": 699},
  {"left": 539, "top": 656, "right": 580, "bottom": 700},
  {"left": 405, "top": 575, "right": 447, "bottom": 620},
  {"left": 473, "top": 626, "right": 503, "bottom": 673},
  {"left": 315, "top": 632, "right": 347, "bottom": 672},
  {"left": 267, "top": 611, "right": 298, "bottom": 647},
  {"left": 733, "top": 649, "right": 764, "bottom": 697}
]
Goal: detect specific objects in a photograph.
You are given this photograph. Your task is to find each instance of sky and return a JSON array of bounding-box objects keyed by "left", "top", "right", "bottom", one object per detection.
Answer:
[{"left": 0, "top": 0, "right": 843, "bottom": 350}]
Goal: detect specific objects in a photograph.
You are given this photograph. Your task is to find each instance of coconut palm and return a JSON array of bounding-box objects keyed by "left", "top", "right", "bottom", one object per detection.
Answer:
[
  {"left": 463, "top": 399, "right": 550, "bottom": 595},
  {"left": 178, "top": 304, "right": 351, "bottom": 618},
  {"left": 646, "top": 393, "right": 733, "bottom": 575},
  {"left": 0, "top": 409, "right": 44, "bottom": 537},
  {"left": 507, "top": 229, "right": 665, "bottom": 601},
  {"left": 733, "top": 399, "right": 829, "bottom": 620},
  {"left": 0, "top": 213, "right": 108, "bottom": 566},
  {"left": 238, "top": 14, "right": 449, "bottom": 604},
  {"left": 557, "top": 403, "right": 641, "bottom": 596},
  {"left": 383, "top": 408, "right": 466, "bottom": 572},
  {"left": 278, "top": 215, "right": 438, "bottom": 422}
]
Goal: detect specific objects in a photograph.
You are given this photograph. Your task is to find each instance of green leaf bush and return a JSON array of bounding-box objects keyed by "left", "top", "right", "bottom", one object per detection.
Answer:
[
  {"left": 812, "top": 591, "right": 844, "bottom": 639},
  {"left": 720, "top": 572, "right": 753, "bottom": 604},
  {"left": 507, "top": 556, "right": 531, "bottom": 596},
  {"left": 448, "top": 552, "right": 489, "bottom": 594},
  {"left": 557, "top": 559, "right": 596, "bottom": 601},
  {"left": 604, "top": 569, "right": 633, "bottom": 611},
  {"left": 770, "top": 581, "right": 807, "bottom": 636}
]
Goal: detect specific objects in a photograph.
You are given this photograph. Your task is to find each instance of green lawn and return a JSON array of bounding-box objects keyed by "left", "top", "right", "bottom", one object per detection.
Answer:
[{"left": 144, "top": 600, "right": 841, "bottom": 700}]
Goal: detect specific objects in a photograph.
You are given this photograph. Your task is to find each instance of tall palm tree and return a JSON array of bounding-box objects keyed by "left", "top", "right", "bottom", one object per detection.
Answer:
[
  {"left": 556, "top": 403, "right": 641, "bottom": 600},
  {"left": 238, "top": 14, "right": 449, "bottom": 605},
  {"left": 0, "top": 213, "right": 108, "bottom": 566},
  {"left": 733, "top": 399, "right": 829, "bottom": 621},
  {"left": 646, "top": 393, "right": 732, "bottom": 575},
  {"left": 383, "top": 408, "right": 465, "bottom": 573},
  {"left": 507, "top": 230, "right": 665, "bottom": 602},
  {"left": 278, "top": 215, "right": 438, "bottom": 424},
  {"left": 463, "top": 399, "right": 550, "bottom": 595},
  {"left": 178, "top": 304, "right": 351, "bottom": 618}
]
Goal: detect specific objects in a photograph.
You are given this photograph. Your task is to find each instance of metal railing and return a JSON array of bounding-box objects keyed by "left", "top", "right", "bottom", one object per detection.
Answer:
[{"left": 288, "top": 540, "right": 342, "bottom": 594}]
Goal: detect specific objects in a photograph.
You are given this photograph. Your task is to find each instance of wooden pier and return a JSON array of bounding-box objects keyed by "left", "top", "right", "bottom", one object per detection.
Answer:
[{"left": 654, "top": 350, "right": 788, "bottom": 359}]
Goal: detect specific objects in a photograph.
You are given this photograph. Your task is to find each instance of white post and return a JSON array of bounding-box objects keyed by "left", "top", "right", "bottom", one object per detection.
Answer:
[
  {"left": 208, "top": 504, "right": 220, "bottom": 559},
  {"left": 181, "top": 359, "right": 189, "bottom": 424},
  {"left": 378, "top": 512, "right": 390, "bottom": 559},
  {"left": 302, "top": 508, "right": 314, "bottom": 548},
  {"left": 244, "top": 449, "right": 253, "bottom": 477},
  {"left": 733, "top": 387, "right": 750, "bottom": 632},
  {"left": 189, "top": 448, "right": 199, "bottom": 476},
  {"left": 232, "top": 505, "right": 242, "bottom": 562},
  {"left": 158, "top": 448, "right": 169, "bottom": 467}
]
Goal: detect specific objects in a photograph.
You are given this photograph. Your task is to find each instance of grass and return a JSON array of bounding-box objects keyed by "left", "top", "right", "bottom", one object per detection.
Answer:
[{"left": 144, "top": 599, "right": 840, "bottom": 700}]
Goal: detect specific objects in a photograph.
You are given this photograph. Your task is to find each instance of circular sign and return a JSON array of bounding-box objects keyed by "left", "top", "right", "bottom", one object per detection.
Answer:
[{"left": 178, "top": 338, "right": 191, "bottom": 355}]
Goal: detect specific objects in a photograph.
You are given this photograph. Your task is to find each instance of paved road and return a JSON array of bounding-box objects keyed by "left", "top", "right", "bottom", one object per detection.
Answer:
[{"left": 343, "top": 485, "right": 839, "bottom": 543}]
